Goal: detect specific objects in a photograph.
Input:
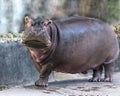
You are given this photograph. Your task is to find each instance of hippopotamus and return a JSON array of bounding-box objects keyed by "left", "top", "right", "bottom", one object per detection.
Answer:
[{"left": 21, "top": 16, "right": 119, "bottom": 87}]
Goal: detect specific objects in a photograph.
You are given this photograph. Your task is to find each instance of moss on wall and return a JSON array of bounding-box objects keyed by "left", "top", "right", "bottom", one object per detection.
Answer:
[{"left": 106, "top": 0, "right": 120, "bottom": 23}]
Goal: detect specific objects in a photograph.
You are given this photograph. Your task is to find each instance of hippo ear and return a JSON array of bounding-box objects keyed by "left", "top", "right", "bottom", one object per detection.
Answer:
[
  {"left": 43, "top": 20, "right": 52, "bottom": 26},
  {"left": 24, "top": 16, "right": 32, "bottom": 25}
]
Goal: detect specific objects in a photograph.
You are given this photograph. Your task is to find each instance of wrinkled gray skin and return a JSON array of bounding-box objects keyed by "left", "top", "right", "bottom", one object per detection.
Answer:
[{"left": 21, "top": 16, "right": 119, "bottom": 87}]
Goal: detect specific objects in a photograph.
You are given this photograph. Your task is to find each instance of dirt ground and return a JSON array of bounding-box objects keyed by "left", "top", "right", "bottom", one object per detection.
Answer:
[{"left": 0, "top": 72, "right": 120, "bottom": 96}]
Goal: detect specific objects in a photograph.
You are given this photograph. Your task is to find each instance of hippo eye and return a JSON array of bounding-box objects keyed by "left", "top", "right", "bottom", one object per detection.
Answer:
[
  {"left": 31, "top": 22, "right": 35, "bottom": 26},
  {"left": 41, "top": 21, "right": 44, "bottom": 24}
]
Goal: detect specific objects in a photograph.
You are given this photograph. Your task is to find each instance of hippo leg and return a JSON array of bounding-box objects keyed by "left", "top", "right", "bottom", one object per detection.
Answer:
[
  {"left": 35, "top": 63, "right": 53, "bottom": 87},
  {"left": 89, "top": 65, "right": 103, "bottom": 82},
  {"left": 34, "top": 63, "right": 41, "bottom": 73},
  {"left": 103, "top": 63, "right": 115, "bottom": 82}
]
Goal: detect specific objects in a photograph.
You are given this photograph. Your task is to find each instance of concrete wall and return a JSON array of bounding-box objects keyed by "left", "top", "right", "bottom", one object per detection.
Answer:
[
  {"left": 0, "top": 40, "right": 120, "bottom": 86},
  {"left": 0, "top": 41, "right": 39, "bottom": 85}
]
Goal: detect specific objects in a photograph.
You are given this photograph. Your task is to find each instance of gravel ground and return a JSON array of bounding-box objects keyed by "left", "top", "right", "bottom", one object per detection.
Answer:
[{"left": 0, "top": 72, "right": 120, "bottom": 96}]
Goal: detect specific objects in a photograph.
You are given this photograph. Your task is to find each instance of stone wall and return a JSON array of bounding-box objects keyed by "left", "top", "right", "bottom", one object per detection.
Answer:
[{"left": 0, "top": 41, "right": 39, "bottom": 85}]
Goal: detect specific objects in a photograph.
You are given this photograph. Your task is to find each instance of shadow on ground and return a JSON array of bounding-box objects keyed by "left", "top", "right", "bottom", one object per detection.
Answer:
[{"left": 0, "top": 73, "right": 120, "bottom": 96}]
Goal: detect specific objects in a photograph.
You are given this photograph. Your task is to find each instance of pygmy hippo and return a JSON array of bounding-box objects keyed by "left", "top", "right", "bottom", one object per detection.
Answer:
[{"left": 21, "top": 16, "right": 119, "bottom": 87}]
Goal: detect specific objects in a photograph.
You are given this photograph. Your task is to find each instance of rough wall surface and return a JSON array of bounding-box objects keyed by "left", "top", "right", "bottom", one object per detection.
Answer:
[{"left": 0, "top": 41, "right": 39, "bottom": 85}]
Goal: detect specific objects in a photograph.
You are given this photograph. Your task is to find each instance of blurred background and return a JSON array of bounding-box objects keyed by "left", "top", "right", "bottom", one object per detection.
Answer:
[{"left": 0, "top": 0, "right": 120, "bottom": 34}]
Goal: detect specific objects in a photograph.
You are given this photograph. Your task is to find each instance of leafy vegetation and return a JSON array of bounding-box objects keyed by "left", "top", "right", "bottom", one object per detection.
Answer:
[
  {"left": 107, "top": 0, "right": 120, "bottom": 23},
  {"left": 112, "top": 24, "right": 120, "bottom": 38},
  {"left": 0, "top": 32, "right": 21, "bottom": 43}
]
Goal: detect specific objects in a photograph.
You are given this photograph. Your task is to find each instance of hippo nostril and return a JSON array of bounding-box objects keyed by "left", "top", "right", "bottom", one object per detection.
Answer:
[
  {"left": 41, "top": 28, "right": 45, "bottom": 32},
  {"left": 33, "top": 29, "right": 40, "bottom": 33}
]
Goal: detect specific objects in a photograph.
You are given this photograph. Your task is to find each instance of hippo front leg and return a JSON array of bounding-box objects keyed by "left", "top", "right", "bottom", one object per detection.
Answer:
[{"left": 35, "top": 63, "right": 53, "bottom": 87}]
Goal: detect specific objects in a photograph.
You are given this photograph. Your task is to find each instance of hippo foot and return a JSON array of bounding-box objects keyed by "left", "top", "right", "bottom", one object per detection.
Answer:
[
  {"left": 103, "top": 78, "right": 112, "bottom": 82},
  {"left": 35, "top": 78, "right": 48, "bottom": 87},
  {"left": 89, "top": 78, "right": 102, "bottom": 82}
]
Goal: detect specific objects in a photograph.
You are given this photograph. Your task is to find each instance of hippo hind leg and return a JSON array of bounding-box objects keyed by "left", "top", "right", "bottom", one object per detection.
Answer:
[
  {"left": 89, "top": 65, "right": 103, "bottom": 82},
  {"left": 103, "top": 62, "right": 115, "bottom": 82}
]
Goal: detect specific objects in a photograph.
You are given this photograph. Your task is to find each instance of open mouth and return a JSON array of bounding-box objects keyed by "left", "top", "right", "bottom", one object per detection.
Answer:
[{"left": 21, "top": 40, "right": 49, "bottom": 48}]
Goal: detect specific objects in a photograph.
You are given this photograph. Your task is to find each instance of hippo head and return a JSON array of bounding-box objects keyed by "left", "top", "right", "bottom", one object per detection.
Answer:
[{"left": 21, "top": 16, "right": 52, "bottom": 48}]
